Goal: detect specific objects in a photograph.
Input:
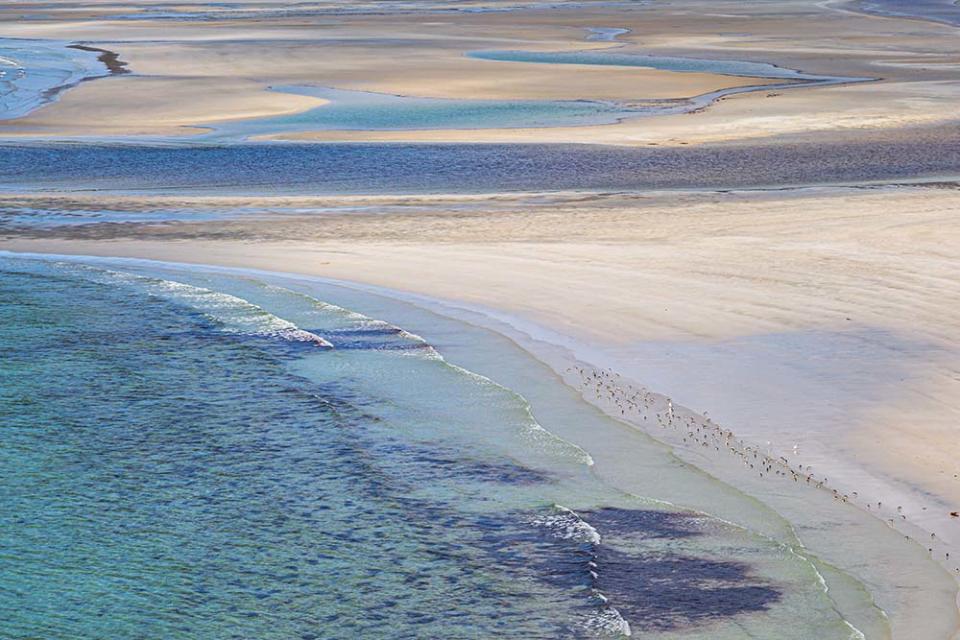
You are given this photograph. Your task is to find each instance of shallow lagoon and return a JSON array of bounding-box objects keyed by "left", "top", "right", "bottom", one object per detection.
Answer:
[
  {"left": 209, "top": 48, "right": 871, "bottom": 139},
  {"left": 212, "top": 86, "right": 647, "bottom": 137},
  {"left": 468, "top": 49, "right": 842, "bottom": 82},
  {"left": 0, "top": 35, "right": 870, "bottom": 139}
]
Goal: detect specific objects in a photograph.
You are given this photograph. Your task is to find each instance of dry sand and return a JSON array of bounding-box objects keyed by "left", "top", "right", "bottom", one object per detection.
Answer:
[{"left": 4, "top": 76, "right": 327, "bottom": 138}]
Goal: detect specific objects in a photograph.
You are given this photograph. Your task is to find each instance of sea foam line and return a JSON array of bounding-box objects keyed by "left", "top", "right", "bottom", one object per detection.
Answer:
[
  {"left": 59, "top": 262, "right": 334, "bottom": 348},
  {"left": 1, "top": 252, "right": 595, "bottom": 469},
  {"left": 255, "top": 278, "right": 595, "bottom": 467}
]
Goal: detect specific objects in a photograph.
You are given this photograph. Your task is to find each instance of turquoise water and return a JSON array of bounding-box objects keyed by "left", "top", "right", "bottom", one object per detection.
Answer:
[
  {"left": 210, "top": 52, "right": 872, "bottom": 138},
  {"left": 0, "top": 38, "right": 106, "bottom": 120},
  {"left": 0, "top": 254, "right": 888, "bottom": 639},
  {"left": 467, "top": 49, "right": 842, "bottom": 81},
  {"left": 0, "top": 36, "right": 870, "bottom": 139},
  {"left": 211, "top": 86, "right": 644, "bottom": 137}
]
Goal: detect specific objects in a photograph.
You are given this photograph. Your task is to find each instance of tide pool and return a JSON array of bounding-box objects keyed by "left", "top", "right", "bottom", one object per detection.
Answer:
[{"left": 585, "top": 27, "right": 631, "bottom": 42}]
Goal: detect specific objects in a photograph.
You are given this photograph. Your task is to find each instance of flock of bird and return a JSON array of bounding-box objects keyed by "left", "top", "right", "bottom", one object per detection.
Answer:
[{"left": 564, "top": 364, "right": 960, "bottom": 574}]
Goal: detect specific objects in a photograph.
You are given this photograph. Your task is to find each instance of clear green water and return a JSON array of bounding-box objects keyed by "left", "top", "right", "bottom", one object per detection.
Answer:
[{"left": 0, "top": 255, "right": 888, "bottom": 638}]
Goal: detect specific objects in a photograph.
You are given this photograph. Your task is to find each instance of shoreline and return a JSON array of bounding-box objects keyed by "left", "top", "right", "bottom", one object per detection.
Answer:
[{"left": 3, "top": 247, "right": 959, "bottom": 639}]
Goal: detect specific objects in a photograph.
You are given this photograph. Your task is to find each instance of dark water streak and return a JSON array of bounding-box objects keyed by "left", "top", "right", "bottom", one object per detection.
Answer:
[
  {"left": 3, "top": 135, "right": 960, "bottom": 195},
  {"left": 846, "top": 0, "right": 960, "bottom": 26}
]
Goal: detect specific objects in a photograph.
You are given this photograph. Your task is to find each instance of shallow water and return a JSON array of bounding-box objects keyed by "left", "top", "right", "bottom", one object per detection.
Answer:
[
  {"left": 846, "top": 0, "right": 960, "bottom": 26},
  {"left": 584, "top": 27, "right": 630, "bottom": 42},
  {"left": 468, "top": 49, "right": 850, "bottom": 82},
  {"left": 0, "top": 33, "right": 870, "bottom": 139},
  {"left": 0, "top": 38, "right": 106, "bottom": 120},
  {"left": 3, "top": 141, "right": 960, "bottom": 194},
  {"left": 0, "top": 252, "right": 909, "bottom": 639},
  {"left": 96, "top": 0, "right": 607, "bottom": 20},
  {"left": 213, "top": 49, "right": 871, "bottom": 139},
  {"left": 212, "top": 86, "right": 646, "bottom": 137},
  {"left": 466, "top": 48, "right": 872, "bottom": 113},
  {"left": 0, "top": 199, "right": 385, "bottom": 229}
]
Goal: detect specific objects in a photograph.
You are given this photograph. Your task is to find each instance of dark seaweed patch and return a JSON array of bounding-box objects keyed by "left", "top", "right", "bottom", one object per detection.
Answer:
[
  {"left": 478, "top": 507, "right": 781, "bottom": 633},
  {"left": 596, "top": 547, "right": 781, "bottom": 631},
  {"left": 372, "top": 441, "right": 554, "bottom": 486},
  {"left": 580, "top": 507, "right": 704, "bottom": 540},
  {"left": 67, "top": 44, "right": 131, "bottom": 75}
]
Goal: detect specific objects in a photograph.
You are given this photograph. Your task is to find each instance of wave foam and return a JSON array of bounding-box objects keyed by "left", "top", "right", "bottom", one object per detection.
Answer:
[
  {"left": 68, "top": 265, "right": 333, "bottom": 348},
  {"left": 532, "top": 505, "right": 601, "bottom": 545},
  {"left": 533, "top": 506, "right": 632, "bottom": 637}
]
